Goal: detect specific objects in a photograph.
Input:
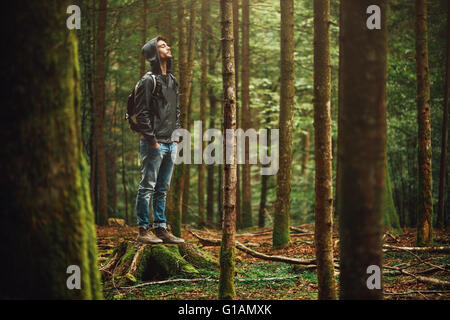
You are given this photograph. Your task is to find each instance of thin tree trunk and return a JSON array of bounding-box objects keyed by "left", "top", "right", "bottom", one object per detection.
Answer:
[
  {"left": 1, "top": 0, "right": 102, "bottom": 298},
  {"left": 301, "top": 131, "right": 310, "bottom": 178},
  {"left": 207, "top": 40, "right": 218, "bottom": 224},
  {"left": 140, "top": 0, "right": 147, "bottom": 77},
  {"left": 437, "top": 5, "right": 449, "bottom": 230},
  {"left": 106, "top": 144, "right": 118, "bottom": 216},
  {"left": 93, "top": 0, "right": 108, "bottom": 226},
  {"left": 313, "top": 0, "right": 337, "bottom": 300},
  {"left": 241, "top": 0, "right": 252, "bottom": 229},
  {"left": 415, "top": 0, "right": 433, "bottom": 246},
  {"left": 182, "top": 93, "right": 192, "bottom": 225},
  {"left": 385, "top": 163, "right": 402, "bottom": 234},
  {"left": 273, "top": 0, "right": 294, "bottom": 249},
  {"left": 338, "top": 0, "right": 387, "bottom": 300},
  {"left": 219, "top": 0, "right": 237, "bottom": 300},
  {"left": 233, "top": 0, "right": 242, "bottom": 230},
  {"left": 198, "top": 0, "right": 209, "bottom": 227},
  {"left": 335, "top": 0, "right": 343, "bottom": 219},
  {"left": 181, "top": 0, "right": 197, "bottom": 226},
  {"left": 167, "top": 0, "right": 188, "bottom": 237},
  {"left": 121, "top": 109, "right": 129, "bottom": 225}
]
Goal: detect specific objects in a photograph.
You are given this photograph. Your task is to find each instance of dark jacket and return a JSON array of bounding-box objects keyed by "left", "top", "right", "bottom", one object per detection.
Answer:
[{"left": 135, "top": 37, "right": 180, "bottom": 146}]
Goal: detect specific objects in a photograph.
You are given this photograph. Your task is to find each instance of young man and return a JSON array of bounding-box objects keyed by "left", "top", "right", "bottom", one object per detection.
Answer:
[{"left": 134, "top": 35, "right": 184, "bottom": 244}]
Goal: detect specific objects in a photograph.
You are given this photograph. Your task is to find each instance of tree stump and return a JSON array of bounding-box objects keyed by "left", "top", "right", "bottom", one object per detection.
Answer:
[{"left": 100, "top": 240, "right": 218, "bottom": 286}]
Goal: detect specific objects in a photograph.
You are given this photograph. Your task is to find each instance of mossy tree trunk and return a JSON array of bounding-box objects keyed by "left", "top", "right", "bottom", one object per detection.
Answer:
[
  {"left": 273, "top": 0, "right": 294, "bottom": 249},
  {"left": 415, "top": 0, "right": 433, "bottom": 246},
  {"left": 385, "top": 163, "right": 402, "bottom": 234},
  {"left": 338, "top": 0, "right": 387, "bottom": 300},
  {"left": 101, "top": 242, "right": 218, "bottom": 286},
  {"left": 219, "top": 0, "right": 237, "bottom": 300},
  {"left": 313, "top": 0, "right": 337, "bottom": 300},
  {"left": 437, "top": 5, "right": 449, "bottom": 230},
  {"left": 0, "top": 0, "right": 102, "bottom": 299}
]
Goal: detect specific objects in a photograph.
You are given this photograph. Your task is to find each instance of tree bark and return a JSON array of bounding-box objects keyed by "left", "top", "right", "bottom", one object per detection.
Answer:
[
  {"left": 233, "top": 0, "right": 242, "bottom": 230},
  {"left": 301, "top": 131, "right": 310, "bottom": 178},
  {"left": 273, "top": 0, "right": 294, "bottom": 249},
  {"left": 219, "top": 0, "right": 237, "bottom": 300},
  {"left": 0, "top": 0, "right": 102, "bottom": 299},
  {"left": 338, "top": 0, "right": 387, "bottom": 300},
  {"left": 140, "top": 0, "right": 147, "bottom": 77},
  {"left": 241, "top": 0, "right": 252, "bottom": 229},
  {"left": 198, "top": 0, "right": 209, "bottom": 228},
  {"left": 207, "top": 40, "right": 218, "bottom": 224},
  {"left": 384, "top": 164, "right": 402, "bottom": 234},
  {"left": 92, "top": 0, "right": 109, "bottom": 226},
  {"left": 167, "top": 0, "right": 188, "bottom": 237},
  {"left": 415, "top": 0, "right": 433, "bottom": 246},
  {"left": 313, "top": 0, "right": 337, "bottom": 300},
  {"left": 335, "top": 0, "right": 344, "bottom": 219},
  {"left": 437, "top": 5, "right": 449, "bottom": 230},
  {"left": 182, "top": 0, "right": 197, "bottom": 226}
]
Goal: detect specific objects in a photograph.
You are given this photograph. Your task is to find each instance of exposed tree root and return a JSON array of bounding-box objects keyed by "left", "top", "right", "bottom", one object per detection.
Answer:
[
  {"left": 383, "top": 244, "right": 450, "bottom": 254},
  {"left": 190, "top": 231, "right": 317, "bottom": 266}
]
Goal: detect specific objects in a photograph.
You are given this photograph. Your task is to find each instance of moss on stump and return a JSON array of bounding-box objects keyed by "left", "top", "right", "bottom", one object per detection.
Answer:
[{"left": 101, "top": 240, "right": 218, "bottom": 286}]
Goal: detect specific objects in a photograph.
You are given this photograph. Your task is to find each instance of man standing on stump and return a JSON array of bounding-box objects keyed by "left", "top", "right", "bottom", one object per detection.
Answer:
[{"left": 134, "top": 35, "right": 185, "bottom": 244}]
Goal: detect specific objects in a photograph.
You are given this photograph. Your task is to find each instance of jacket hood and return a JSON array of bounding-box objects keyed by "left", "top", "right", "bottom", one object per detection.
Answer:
[{"left": 141, "top": 36, "right": 173, "bottom": 74}]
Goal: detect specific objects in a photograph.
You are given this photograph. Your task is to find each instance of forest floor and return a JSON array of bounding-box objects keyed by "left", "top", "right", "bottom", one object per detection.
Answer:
[{"left": 96, "top": 224, "right": 450, "bottom": 300}]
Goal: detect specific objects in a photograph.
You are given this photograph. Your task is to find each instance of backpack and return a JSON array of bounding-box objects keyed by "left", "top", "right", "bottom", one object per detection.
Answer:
[{"left": 125, "top": 72, "right": 158, "bottom": 133}]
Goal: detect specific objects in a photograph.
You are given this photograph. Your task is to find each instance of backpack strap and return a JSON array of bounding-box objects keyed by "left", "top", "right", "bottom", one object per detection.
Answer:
[
  {"left": 169, "top": 73, "right": 178, "bottom": 88},
  {"left": 150, "top": 74, "right": 157, "bottom": 95}
]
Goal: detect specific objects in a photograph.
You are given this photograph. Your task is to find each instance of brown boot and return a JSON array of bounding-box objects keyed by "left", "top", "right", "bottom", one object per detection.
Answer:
[
  {"left": 136, "top": 226, "right": 163, "bottom": 244},
  {"left": 154, "top": 227, "right": 185, "bottom": 244}
]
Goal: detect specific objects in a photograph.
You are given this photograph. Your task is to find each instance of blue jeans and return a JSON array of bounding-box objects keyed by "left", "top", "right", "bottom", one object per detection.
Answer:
[{"left": 136, "top": 140, "right": 177, "bottom": 228}]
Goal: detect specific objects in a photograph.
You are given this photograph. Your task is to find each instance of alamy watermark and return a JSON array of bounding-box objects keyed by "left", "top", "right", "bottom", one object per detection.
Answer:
[
  {"left": 172, "top": 121, "right": 279, "bottom": 176},
  {"left": 66, "top": 265, "right": 81, "bottom": 290},
  {"left": 366, "top": 265, "right": 381, "bottom": 290}
]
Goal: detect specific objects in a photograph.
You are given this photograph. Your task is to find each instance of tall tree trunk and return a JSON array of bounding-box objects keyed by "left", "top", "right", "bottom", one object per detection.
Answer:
[
  {"left": 219, "top": 0, "right": 237, "bottom": 300},
  {"left": 233, "top": 0, "right": 242, "bottom": 230},
  {"left": 0, "top": 0, "right": 102, "bottom": 299},
  {"left": 181, "top": 0, "right": 197, "bottom": 226},
  {"left": 241, "top": 0, "right": 252, "bottom": 229},
  {"left": 415, "top": 0, "right": 433, "bottom": 246},
  {"left": 182, "top": 89, "right": 192, "bottom": 225},
  {"left": 93, "top": 0, "right": 108, "bottom": 226},
  {"left": 198, "top": 0, "right": 209, "bottom": 227},
  {"left": 338, "top": 0, "right": 387, "bottom": 300},
  {"left": 161, "top": 0, "right": 172, "bottom": 42},
  {"left": 121, "top": 109, "right": 129, "bottom": 225},
  {"left": 259, "top": 113, "right": 271, "bottom": 229},
  {"left": 140, "top": 0, "right": 147, "bottom": 77},
  {"left": 313, "top": 0, "right": 337, "bottom": 300},
  {"left": 207, "top": 41, "right": 218, "bottom": 224},
  {"left": 437, "top": 5, "right": 449, "bottom": 230},
  {"left": 167, "top": 0, "right": 188, "bottom": 237},
  {"left": 273, "top": 0, "right": 294, "bottom": 249},
  {"left": 335, "top": 0, "right": 343, "bottom": 219}
]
